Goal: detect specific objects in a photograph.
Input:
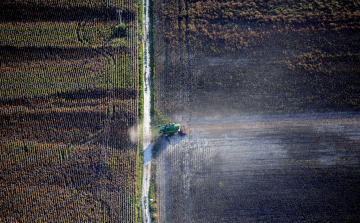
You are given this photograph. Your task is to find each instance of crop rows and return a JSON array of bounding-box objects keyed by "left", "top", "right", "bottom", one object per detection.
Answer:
[
  {"left": 154, "top": 0, "right": 360, "bottom": 117},
  {"left": 153, "top": 1, "right": 360, "bottom": 221},
  {"left": 155, "top": 117, "right": 360, "bottom": 222},
  {"left": 155, "top": 0, "right": 360, "bottom": 56},
  {"left": 0, "top": 0, "right": 140, "bottom": 222},
  {"left": 156, "top": 0, "right": 360, "bottom": 53},
  {"left": 154, "top": 134, "right": 217, "bottom": 222}
]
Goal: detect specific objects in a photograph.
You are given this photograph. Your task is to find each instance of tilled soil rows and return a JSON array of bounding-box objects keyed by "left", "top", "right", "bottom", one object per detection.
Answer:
[
  {"left": 153, "top": 0, "right": 360, "bottom": 221},
  {"left": 154, "top": 0, "right": 360, "bottom": 117},
  {"left": 155, "top": 114, "right": 360, "bottom": 222}
]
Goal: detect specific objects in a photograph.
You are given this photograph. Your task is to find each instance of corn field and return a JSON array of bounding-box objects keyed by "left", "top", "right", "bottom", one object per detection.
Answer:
[{"left": 0, "top": 0, "right": 140, "bottom": 222}]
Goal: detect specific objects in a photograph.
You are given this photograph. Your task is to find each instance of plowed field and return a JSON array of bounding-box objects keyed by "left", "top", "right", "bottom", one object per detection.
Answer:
[
  {"left": 155, "top": 113, "right": 360, "bottom": 222},
  {"left": 153, "top": 0, "right": 360, "bottom": 222}
]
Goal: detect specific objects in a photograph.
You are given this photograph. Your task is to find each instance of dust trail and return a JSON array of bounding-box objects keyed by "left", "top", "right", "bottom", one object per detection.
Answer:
[
  {"left": 141, "top": 0, "right": 153, "bottom": 221},
  {"left": 155, "top": 112, "right": 360, "bottom": 222}
]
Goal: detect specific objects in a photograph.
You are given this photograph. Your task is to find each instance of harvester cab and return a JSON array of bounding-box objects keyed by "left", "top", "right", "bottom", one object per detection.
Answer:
[{"left": 158, "top": 123, "right": 189, "bottom": 135}]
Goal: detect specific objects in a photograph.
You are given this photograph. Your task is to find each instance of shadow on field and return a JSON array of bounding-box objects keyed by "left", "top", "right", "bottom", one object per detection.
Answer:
[
  {"left": 0, "top": 2, "right": 136, "bottom": 23},
  {"left": 0, "top": 88, "right": 137, "bottom": 107},
  {"left": 278, "top": 127, "right": 356, "bottom": 162},
  {"left": 152, "top": 134, "right": 187, "bottom": 158},
  {"left": 0, "top": 46, "right": 131, "bottom": 66},
  {"left": 1, "top": 105, "right": 136, "bottom": 148},
  {"left": 55, "top": 88, "right": 137, "bottom": 100}
]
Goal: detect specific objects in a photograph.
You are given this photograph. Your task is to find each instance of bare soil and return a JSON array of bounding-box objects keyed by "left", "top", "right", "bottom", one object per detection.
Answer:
[
  {"left": 153, "top": 0, "right": 360, "bottom": 222},
  {"left": 155, "top": 113, "right": 360, "bottom": 222}
]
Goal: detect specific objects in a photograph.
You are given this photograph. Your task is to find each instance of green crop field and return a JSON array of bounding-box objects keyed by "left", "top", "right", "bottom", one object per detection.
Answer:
[{"left": 0, "top": 0, "right": 141, "bottom": 222}]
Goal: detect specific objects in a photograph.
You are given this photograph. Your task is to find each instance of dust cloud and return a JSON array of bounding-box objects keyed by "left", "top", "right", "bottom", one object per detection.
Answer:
[
  {"left": 128, "top": 125, "right": 138, "bottom": 144},
  {"left": 155, "top": 112, "right": 360, "bottom": 222}
]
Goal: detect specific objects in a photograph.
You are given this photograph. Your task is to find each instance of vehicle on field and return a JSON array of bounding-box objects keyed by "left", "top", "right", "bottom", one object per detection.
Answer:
[{"left": 158, "top": 123, "right": 189, "bottom": 135}]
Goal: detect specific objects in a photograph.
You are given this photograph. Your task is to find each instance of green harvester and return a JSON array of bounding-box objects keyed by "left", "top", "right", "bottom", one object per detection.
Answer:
[{"left": 158, "top": 123, "right": 189, "bottom": 135}]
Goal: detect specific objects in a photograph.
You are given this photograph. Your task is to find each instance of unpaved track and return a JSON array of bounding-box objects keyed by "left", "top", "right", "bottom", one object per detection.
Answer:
[
  {"left": 141, "top": 0, "right": 152, "bottom": 221},
  {"left": 155, "top": 112, "right": 360, "bottom": 222}
]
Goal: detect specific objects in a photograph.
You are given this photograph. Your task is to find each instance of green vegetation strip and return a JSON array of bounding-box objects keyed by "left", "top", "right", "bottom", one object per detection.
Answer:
[
  {"left": 137, "top": 0, "right": 144, "bottom": 222},
  {"left": 149, "top": 164, "right": 158, "bottom": 222}
]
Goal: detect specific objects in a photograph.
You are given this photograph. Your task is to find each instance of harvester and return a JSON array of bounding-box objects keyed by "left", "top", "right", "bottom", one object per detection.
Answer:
[{"left": 158, "top": 123, "right": 189, "bottom": 135}]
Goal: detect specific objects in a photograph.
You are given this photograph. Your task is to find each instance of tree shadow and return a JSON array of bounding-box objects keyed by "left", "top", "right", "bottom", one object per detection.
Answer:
[
  {"left": 0, "top": 88, "right": 137, "bottom": 107},
  {"left": 0, "top": 46, "right": 131, "bottom": 67}
]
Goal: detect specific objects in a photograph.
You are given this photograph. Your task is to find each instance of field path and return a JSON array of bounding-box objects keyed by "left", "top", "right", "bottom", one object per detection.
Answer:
[{"left": 141, "top": 0, "right": 153, "bottom": 221}]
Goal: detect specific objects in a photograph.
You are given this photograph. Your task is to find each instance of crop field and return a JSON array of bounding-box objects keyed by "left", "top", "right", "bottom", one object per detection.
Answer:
[
  {"left": 0, "top": 0, "right": 140, "bottom": 222},
  {"left": 154, "top": 0, "right": 360, "bottom": 116},
  {"left": 155, "top": 114, "right": 360, "bottom": 222},
  {"left": 153, "top": 0, "right": 360, "bottom": 222}
]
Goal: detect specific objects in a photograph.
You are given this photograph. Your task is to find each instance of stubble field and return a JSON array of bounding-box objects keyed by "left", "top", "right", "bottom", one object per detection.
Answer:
[
  {"left": 154, "top": 0, "right": 360, "bottom": 116},
  {"left": 152, "top": 0, "right": 360, "bottom": 222},
  {"left": 155, "top": 113, "right": 360, "bottom": 222}
]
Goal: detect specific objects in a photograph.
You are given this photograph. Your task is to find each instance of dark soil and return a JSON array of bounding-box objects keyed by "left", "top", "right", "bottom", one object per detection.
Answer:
[
  {"left": 155, "top": 114, "right": 360, "bottom": 222},
  {"left": 154, "top": 0, "right": 360, "bottom": 117},
  {"left": 154, "top": 0, "right": 360, "bottom": 222}
]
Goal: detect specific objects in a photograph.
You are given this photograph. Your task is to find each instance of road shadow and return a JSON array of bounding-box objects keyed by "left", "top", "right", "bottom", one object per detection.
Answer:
[{"left": 143, "top": 143, "right": 154, "bottom": 164}]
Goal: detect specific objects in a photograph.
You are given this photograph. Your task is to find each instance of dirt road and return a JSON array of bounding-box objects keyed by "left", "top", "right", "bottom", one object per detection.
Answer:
[
  {"left": 155, "top": 112, "right": 360, "bottom": 222},
  {"left": 141, "top": 0, "right": 152, "bottom": 221}
]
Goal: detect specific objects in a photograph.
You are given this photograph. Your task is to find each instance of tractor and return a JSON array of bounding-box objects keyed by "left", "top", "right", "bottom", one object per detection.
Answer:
[{"left": 158, "top": 123, "right": 189, "bottom": 135}]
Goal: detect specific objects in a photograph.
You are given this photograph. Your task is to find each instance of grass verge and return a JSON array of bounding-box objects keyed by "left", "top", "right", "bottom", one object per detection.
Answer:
[
  {"left": 148, "top": 0, "right": 160, "bottom": 220},
  {"left": 136, "top": 123, "right": 144, "bottom": 223},
  {"left": 137, "top": 0, "right": 144, "bottom": 222},
  {"left": 149, "top": 163, "right": 158, "bottom": 222}
]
